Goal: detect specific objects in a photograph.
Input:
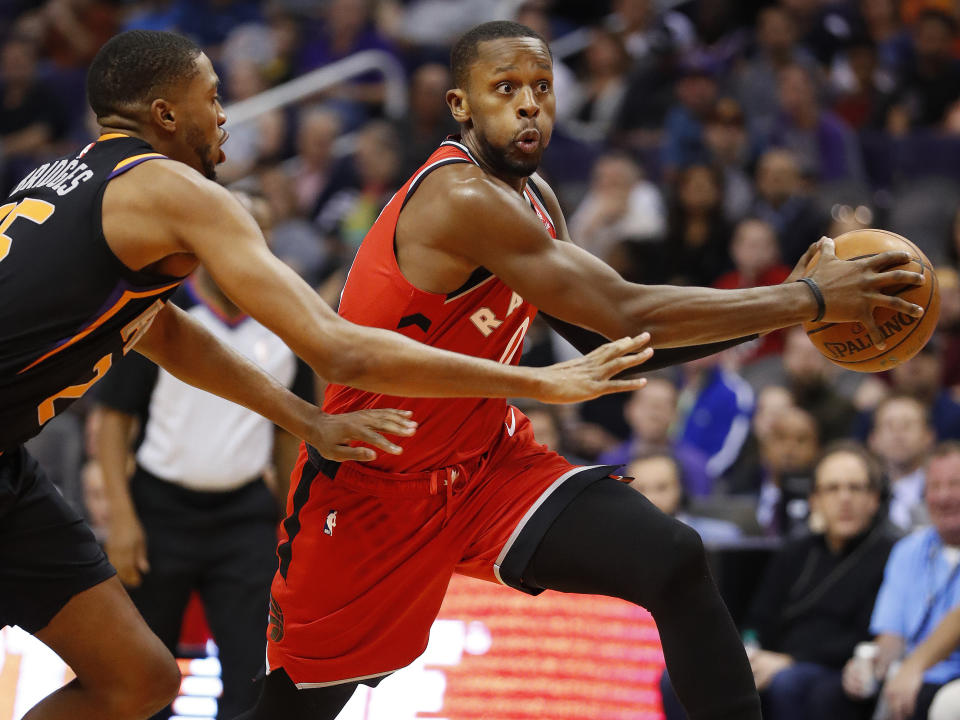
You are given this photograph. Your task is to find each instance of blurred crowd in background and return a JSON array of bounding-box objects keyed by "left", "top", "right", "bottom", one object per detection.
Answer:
[{"left": 8, "top": 0, "right": 960, "bottom": 717}]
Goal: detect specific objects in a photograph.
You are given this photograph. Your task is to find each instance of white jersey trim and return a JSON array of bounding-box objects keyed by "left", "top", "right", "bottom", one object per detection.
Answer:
[
  {"left": 442, "top": 273, "right": 496, "bottom": 304},
  {"left": 440, "top": 138, "right": 480, "bottom": 165},
  {"left": 290, "top": 669, "right": 396, "bottom": 689},
  {"left": 493, "top": 465, "right": 602, "bottom": 586}
]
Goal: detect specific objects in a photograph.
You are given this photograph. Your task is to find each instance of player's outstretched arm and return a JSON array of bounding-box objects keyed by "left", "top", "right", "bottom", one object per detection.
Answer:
[
  {"left": 424, "top": 170, "right": 924, "bottom": 351},
  {"left": 135, "top": 303, "right": 417, "bottom": 462},
  {"left": 110, "top": 161, "right": 652, "bottom": 403}
]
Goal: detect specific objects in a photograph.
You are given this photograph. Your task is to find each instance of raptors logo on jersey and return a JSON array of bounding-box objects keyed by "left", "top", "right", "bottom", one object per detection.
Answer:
[{"left": 323, "top": 138, "right": 557, "bottom": 473}]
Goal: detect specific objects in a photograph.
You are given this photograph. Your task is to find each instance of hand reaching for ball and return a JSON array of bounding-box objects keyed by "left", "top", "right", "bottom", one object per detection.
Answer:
[{"left": 790, "top": 231, "right": 938, "bottom": 371}]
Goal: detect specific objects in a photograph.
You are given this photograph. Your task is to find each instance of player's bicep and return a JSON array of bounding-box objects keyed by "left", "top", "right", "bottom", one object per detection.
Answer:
[
  {"left": 165, "top": 185, "right": 346, "bottom": 362},
  {"left": 481, "top": 225, "right": 636, "bottom": 335}
]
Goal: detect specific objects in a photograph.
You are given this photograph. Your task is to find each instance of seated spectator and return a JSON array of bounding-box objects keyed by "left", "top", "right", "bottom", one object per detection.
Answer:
[
  {"left": 831, "top": 35, "right": 895, "bottom": 130},
  {"left": 662, "top": 442, "right": 894, "bottom": 720},
  {"left": 0, "top": 34, "right": 67, "bottom": 193},
  {"left": 296, "top": 0, "right": 398, "bottom": 124},
  {"left": 733, "top": 5, "right": 820, "bottom": 143},
  {"left": 750, "top": 148, "right": 830, "bottom": 266},
  {"left": 395, "top": 63, "right": 459, "bottom": 180},
  {"left": 598, "top": 376, "right": 713, "bottom": 497},
  {"left": 676, "top": 352, "right": 755, "bottom": 482},
  {"left": 517, "top": 401, "right": 589, "bottom": 466},
  {"left": 853, "top": 0, "right": 912, "bottom": 79},
  {"left": 868, "top": 394, "right": 935, "bottom": 532},
  {"left": 745, "top": 442, "right": 895, "bottom": 720},
  {"left": 882, "top": 601, "right": 960, "bottom": 720},
  {"left": 723, "top": 384, "right": 795, "bottom": 496},
  {"left": 660, "top": 59, "right": 720, "bottom": 180},
  {"left": 215, "top": 57, "right": 286, "bottom": 183},
  {"left": 35, "top": 0, "right": 117, "bottom": 70},
  {"left": 938, "top": 266, "right": 960, "bottom": 389},
  {"left": 314, "top": 119, "right": 403, "bottom": 266},
  {"left": 884, "top": 9, "right": 960, "bottom": 135},
  {"left": 627, "top": 450, "right": 742, "bottom": 544},
  {"left": 768, "top": 62, "right": 865, "bottom": 183},
  {"left": 568, "top": 152, "right": 665, "bottom": 277},
  {"left": 258, "top": 166, "right": 328, "bottom": 285},
  {"left": 284, "top": 106, "right": 341, "bottom": 217},
  {"left": 564, "top": 28, "right": 631, "bottom": 143},
  {"left": 780, "top": 326, "right": 859, "bottom": 442},
  {"left": 662, "top": 164, "right": 732, "bottom": 287},
  {"left": 713, "top": 218, "right": 792, "bottom": 363},
  {"left": 704, "top": 97, "right": 755, "bottom": 222},
  {"left": 856, "top": 335, "right": 960, "bottom": 441},
  {"left": 608, "top": 0, "right": 690, "bottom": 144},
  {"left": 607, "top": 0, "right": 696, "bottom": 63},
  {"left": 754, "top": 405, "right": 820, "bottom": 537},
  {"left": 842, "top": 442, "right": 960, "bottom": 720},
  {"left": 174, "top": 0, "right": 262, "bottom": 58}
]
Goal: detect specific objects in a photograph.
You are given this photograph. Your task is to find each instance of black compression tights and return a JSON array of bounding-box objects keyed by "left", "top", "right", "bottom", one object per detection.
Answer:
[
  {"left": 525, "top": 478, "right": 761, "bottom": 720},
  {"left": 233, "top": 478, "right": 759, "bottom": 720}
]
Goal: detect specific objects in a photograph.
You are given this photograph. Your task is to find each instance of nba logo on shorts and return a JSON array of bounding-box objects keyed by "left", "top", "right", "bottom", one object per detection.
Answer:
[{"left": 324, "top": 510, "right": 338, "bottom": 536}]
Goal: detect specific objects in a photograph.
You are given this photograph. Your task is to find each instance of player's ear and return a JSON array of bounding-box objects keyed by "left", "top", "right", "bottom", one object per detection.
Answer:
[
  {"left": 447, "top": 88, "right": 470, "bottom": 123},
  {"left": 151, "top": 99, "right": 177, "bottom": 133}
]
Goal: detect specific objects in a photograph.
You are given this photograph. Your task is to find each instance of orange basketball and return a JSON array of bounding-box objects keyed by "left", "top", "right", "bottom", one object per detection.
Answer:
[{"left": 803, "top": 229, "right": 940, "bottom": 372}]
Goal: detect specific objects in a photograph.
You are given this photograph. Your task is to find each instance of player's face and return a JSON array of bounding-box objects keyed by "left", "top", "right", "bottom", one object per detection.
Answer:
[
  {"left": 176, "top": 53, "right": 227, "bottom": 180},
  {"left": 455, "top": 37, "right": 555, "bottom": 179}
]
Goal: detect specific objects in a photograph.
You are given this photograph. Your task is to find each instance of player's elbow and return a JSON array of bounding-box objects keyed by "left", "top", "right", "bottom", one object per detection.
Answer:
[{"left": 304, "top": 321, "right": 374, "bottom": 387}]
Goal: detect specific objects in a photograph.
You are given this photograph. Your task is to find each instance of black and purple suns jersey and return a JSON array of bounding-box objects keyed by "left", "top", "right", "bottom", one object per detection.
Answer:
[{"left": 0, "top": 133, "right": 184, "bottom": 450}]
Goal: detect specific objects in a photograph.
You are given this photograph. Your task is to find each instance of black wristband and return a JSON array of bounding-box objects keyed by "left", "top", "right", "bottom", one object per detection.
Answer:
[{"left": 797, "top": 277, "right": 826, "bottom": 323}]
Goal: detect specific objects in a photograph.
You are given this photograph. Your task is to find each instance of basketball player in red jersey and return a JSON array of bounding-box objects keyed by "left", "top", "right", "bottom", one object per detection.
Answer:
[
  {"left": 0, "top": 31, "right": 655, "bottom": 720},
  {"left": 247, "top": 21, "right": 925, "bottom": 720}
]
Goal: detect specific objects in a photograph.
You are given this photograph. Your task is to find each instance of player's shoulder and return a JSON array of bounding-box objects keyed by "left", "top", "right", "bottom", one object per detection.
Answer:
[
  {"left": 427, "top": 163, "right": 527, "bottom": 214},
  {"left": 106, "top": 156, "right": 232, "bottom": 212}
]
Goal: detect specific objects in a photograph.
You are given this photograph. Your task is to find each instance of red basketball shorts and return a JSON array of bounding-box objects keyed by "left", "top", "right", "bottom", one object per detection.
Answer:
[{"left": 266, "top": 405, "right": 617, "bottom": 687}]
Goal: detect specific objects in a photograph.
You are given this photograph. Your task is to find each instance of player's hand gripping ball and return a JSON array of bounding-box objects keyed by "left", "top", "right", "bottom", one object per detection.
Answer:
[{"left": 803, "top": 229, "right": 940, "bottom": 372}]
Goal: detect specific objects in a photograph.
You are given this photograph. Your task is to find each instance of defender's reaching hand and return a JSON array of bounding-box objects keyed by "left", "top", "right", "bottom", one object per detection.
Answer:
[
  {"left": 535, "top": 333, "right": 653, "bottom": 404},
  {"left": 308, "top": 409, "right": 418, "bottom": 462}
]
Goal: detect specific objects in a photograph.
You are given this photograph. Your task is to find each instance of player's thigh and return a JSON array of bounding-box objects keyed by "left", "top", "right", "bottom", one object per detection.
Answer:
[
  {"left": 35, "top": 575, "right": 179, "bottom": 694},
  {"left": 522, "top": 476, "right": 706, "bottom": 600},
  {"left": 0, "top": 448, "right": 116, "bottom": 634}
]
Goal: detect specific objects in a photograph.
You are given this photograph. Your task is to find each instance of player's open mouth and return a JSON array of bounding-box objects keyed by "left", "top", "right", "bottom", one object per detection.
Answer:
[
  {"left": 515, "top": 129, "right": 540, "bottom": 153},
  {"left": 218, "top": 131, "right": 229, "bottom": 163}
]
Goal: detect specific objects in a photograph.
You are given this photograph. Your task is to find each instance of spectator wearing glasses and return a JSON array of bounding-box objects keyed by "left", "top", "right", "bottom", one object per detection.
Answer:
[
  {"left": 843, "top": 442, "right": 960, "bottom": 720},
  {"left": 662, "top": 442, "right": 893, "bottom": 720}
]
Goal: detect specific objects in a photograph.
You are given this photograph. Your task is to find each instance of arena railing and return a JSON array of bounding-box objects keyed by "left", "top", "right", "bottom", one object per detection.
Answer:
[{"left": 222, "top": 49, "right": 409, "bottom": 129}]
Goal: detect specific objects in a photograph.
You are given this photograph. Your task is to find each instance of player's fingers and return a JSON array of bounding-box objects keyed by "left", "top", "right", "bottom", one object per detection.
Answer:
[
  {"left": 351, "top": 424, "right": 403, "bottom": 455},
  {"left": 871, "top": 268, "right": 924, "bottom": 287},
  {"left": 865, "top": 249, "right": 913, "bottom": 270},
  {"left": 591, "top": 333, "right": 650, "bottom": 360},
  {"left": 359, "top": 412, "right": 418, "bottom": 437},
  {"left": 592, "top": 333, "right": 651, "bottom": 363},
  {"left": 818, "top": 236, "right": 836, "bottom": 260},
  {"left": 360, "top": 408, "right": 417, "bottom": 426},
  {"left": 599, "top": 377, "right": 648, "bottom": 395},
  {"left": 325, "top": 444, "right": 377, "bottom": 462},
  {"left": 602, "top": 347, "right": 654, "bottom": 377},
  {"left": 871, "top": 292, "right": 924, "bottom": 318},
  {"left": 863, "top": 313, "right": 887, "bottom": 351}
]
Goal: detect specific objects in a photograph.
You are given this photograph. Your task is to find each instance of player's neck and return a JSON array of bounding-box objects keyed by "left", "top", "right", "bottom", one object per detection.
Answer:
[
  {"left": 98, "top": 116, "right": 147, "bottom": 142},
  {"left": 459, "top": 132, "right": 528, "bottom": 193}
]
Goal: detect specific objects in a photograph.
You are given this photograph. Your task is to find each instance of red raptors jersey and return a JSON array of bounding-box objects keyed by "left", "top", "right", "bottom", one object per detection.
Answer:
[{"left": 324, "top": 138, "right": 557, "bottom": 472}]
